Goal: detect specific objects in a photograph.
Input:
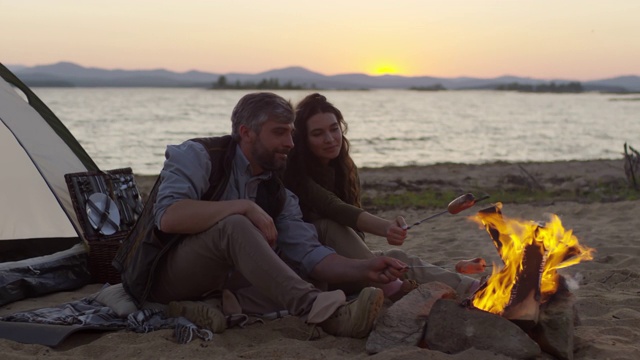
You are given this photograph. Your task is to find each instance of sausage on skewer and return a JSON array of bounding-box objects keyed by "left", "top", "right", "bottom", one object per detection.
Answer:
[
  {"left": 455, "top": 257, "right": 488, "bottom": 274},
  {"left": 447, "top": 193, "right": 477, "bottom": 214}
]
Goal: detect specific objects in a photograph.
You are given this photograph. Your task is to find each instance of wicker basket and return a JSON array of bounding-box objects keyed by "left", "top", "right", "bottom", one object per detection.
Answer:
[
  {"left": 65, "top": 168, "right": 144, "bottom": 284},
  {"left": 88, "top": 238, "right": 125, "bottom": 284}
]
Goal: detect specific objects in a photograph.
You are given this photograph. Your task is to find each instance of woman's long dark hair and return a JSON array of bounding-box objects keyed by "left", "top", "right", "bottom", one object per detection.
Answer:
[{"left": 285, "top": 93, "right": 361, "bottom": 207}]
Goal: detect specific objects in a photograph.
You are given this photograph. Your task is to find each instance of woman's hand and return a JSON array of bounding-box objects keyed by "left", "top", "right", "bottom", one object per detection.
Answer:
[
  {"left": 385, "top": 216, "right": 408, "bottom": 246},
  {"left": 356, "top": 212, "right": 408, "bottom": 245}
]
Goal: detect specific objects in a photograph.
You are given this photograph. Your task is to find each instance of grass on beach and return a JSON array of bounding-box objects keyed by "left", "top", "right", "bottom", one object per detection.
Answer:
[
  {"left": 363, "top": 181, "right": 639, "bottom": 211},
  {"left": 362, "top": 185, "right": 640, "bottom": 210}
]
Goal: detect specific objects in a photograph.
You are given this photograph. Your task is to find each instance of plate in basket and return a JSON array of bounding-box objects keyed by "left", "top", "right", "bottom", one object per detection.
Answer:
[{"left": 86, "top": 193, "right": 120, "bottom": 236}]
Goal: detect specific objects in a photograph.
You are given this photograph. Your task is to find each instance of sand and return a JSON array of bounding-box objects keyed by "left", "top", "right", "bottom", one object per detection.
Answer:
[{"left": 2, "top": 159, "right": 639, "bottom": 359}]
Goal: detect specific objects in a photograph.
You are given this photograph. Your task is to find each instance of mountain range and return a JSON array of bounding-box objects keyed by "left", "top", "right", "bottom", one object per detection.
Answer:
[{"left": 5, "top": 62, "right": 640, "bottom": 92}]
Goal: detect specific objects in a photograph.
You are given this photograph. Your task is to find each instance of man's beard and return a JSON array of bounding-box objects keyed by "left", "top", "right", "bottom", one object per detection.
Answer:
[{"left": 252, "top": 138, "right": 288, "bottom": 171}]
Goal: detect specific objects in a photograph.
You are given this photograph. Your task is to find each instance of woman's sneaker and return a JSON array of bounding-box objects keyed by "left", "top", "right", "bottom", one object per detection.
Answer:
[
  {"left": 388, "top": 279, "right": 419, "bottom": 302},
  {"left": 319, "top": 287, "right": 384, "bottom": 338},
  {"left": 167, "top": 301, "right": 226, "bottom": 333}
]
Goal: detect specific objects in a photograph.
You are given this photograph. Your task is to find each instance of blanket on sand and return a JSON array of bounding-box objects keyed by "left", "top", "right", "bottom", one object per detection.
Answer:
[{"left": 0, "top": 296, "right": 213, "bottom": 346}]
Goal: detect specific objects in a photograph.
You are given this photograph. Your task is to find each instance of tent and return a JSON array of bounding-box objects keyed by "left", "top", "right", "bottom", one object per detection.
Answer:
[{"left": 0, "top": 63, "right": 96, "bottom": 306}]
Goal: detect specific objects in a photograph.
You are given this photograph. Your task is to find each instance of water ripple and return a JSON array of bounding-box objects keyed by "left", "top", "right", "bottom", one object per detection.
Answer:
[{"left": 30, "top": 88, "right": 640, "bottom": 174}]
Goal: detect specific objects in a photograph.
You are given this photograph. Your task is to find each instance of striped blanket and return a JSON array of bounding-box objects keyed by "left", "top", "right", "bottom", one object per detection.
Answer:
[{"left": 0, "top": 296, "right": 213, "bottom": 344}]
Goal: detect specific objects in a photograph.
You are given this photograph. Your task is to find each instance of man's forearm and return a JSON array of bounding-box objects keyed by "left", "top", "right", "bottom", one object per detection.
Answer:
[
  {"left": 309, "top": 253, "right": 369, "bottom": 283},
  {"left": 310, "top": 254, "right": 407, "bottom": 286},
  {"left": 356, "top": 212, "right": 389, "bottom": 237},
  {"left": 159, "top": 199, "right": 251, "bottom": 234}
]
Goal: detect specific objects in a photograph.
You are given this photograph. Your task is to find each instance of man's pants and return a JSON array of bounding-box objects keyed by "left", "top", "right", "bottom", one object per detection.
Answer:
[{"left": 150, "top": 215, "right": 337, "bottom": 316}]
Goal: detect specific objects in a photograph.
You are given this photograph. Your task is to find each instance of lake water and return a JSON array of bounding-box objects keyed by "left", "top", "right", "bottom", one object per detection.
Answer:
[{"left": 30, "top": 88, "right": 640, "bottom": 175}]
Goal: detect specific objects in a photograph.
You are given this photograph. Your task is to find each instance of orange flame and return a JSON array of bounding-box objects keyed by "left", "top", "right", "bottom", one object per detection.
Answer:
[{"left": 470, "top": 202, "right": 595, "bottom": 315}]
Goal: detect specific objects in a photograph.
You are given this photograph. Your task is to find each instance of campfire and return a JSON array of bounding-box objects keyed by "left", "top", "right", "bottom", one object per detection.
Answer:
[
  {"left": 367, "top": 202, "right": 597, "bottom": 359},
  {"left": 469, "top": 203, "right": 595, "bottom": 325}
]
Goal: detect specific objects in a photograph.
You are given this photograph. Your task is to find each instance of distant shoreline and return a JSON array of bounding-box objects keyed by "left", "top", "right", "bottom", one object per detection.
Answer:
[
  {"left": 25, "top": 84, "right": 640, "bottom": 95},
  {"left": 11, "top": 62, "right": 640, "bottom": 92}
]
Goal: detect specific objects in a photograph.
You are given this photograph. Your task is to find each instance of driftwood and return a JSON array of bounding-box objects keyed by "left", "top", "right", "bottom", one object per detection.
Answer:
[
  {"left": 624, "top": 142, "right": 639, "bottom": 190},
  {"left": 517, "top": 164, "right": 545, "bottom": 190}
]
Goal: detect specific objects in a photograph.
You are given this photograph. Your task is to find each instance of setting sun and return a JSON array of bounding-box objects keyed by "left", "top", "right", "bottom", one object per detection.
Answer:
[{"left": 371, "top": 63, "right": 401, "bottom": 75}]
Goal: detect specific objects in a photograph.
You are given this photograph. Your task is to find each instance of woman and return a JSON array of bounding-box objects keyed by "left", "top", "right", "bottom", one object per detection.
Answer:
[
  {"left": 285, "top": 93, "right": 407, "bottom": 249},
  {"left": 284, "top": 93, "right": 479, "bottom": 299}
]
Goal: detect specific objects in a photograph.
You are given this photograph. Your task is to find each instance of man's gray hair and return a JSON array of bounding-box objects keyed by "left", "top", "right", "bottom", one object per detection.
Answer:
[{"left": 231, "top": 92, "right": 294, "bottom": 141}]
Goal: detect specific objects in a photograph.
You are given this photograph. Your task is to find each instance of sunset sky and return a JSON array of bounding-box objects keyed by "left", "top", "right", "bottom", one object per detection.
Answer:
[{"left": 2, "top": 0, "right": 639, "bottom": 80}]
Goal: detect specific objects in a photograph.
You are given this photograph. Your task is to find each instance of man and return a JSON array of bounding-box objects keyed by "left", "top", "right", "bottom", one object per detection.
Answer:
[{"left": 115, "top": 92, "right": 407, "bottom": 338}]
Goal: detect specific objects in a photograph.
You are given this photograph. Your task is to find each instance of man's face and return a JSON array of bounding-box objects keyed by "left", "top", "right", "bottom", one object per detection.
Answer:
[{"left": 247, "top": 119, "right": 294, "bottom": 173}]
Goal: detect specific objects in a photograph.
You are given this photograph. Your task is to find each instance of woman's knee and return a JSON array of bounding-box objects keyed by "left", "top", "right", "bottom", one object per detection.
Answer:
[
  {"left": 313, "top": 218, "right": 374, "bottom": 259},
  {"left": 312, "top": 218, "right": 334, "bottom": 239},
  {"left": 384, "top": 248, "right": 411, "bottom": 262},
  {"left": 313, "top": 218, "right": 357, "bottom": 241}
]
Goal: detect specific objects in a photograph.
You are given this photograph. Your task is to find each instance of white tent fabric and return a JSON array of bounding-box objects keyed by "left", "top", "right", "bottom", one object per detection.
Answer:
[
  {"left": 0, "top": 63, "right": 97, "bottom": 306},
  {"left": 0, "top": 68, "right": 90, "bottom": 242},
  {"left": 0, "top": 129, "right": 76, "bottom": 240}
]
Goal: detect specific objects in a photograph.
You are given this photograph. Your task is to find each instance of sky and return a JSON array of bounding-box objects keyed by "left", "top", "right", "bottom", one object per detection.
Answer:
[{"left": 2, "top": 0, "right": 639, "bottom": 80}]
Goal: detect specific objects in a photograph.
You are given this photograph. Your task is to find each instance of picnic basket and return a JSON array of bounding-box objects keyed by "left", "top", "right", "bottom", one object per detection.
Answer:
[{"left": 64, "top": 167, "right": 144, "bottom": 284}]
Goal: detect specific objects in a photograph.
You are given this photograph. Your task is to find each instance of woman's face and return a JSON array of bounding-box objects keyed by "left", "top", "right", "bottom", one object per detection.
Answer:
[{"left": 306, "top": 112, "right": 342, "bottom": 165}]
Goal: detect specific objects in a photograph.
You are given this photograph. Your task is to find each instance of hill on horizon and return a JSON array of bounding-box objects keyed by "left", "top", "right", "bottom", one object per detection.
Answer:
[{"left": 6, "top": 61, "right": 640, "bottom": 92}]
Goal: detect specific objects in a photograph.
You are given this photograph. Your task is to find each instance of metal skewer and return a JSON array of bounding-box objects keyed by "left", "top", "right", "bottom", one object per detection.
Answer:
[
  {"left": 407, "top": 264, "right": 493, "bottom": 269},
  {"left": 405, "top": 210, "right": 448, "bottom": 229}
]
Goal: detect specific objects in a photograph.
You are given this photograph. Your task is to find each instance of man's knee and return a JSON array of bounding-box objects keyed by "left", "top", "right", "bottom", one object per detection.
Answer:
[
  {"left": 216, "top": 215, "right": 264, "bottom": 242},
  {"left": 195, "top": 214, "right": 255, "bottom": 240},
  {"left": 219, "top": 214, "right": 254, "bottom": 230}
]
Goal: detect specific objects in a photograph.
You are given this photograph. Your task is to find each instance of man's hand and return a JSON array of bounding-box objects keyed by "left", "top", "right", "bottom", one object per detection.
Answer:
[
  {"left": 243, "top": 201, "right": 277, "bottom": 246},
  {"left": 365, "top": 256, "right": 408, "bottom": 284},
  {"left": 385, "top": 216, "right": 408, "bottom": 246}
]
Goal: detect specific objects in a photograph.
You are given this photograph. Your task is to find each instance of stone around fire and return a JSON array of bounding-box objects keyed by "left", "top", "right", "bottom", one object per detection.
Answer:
[
  {"left": 425, "top": 298, "right": 541, "bottom": 359},
  {"left": 366, "top": 281, "right": 457, "bottom": 354}
]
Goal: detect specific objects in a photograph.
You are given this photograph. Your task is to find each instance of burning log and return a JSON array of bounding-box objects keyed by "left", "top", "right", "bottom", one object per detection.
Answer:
[{"left": 501, "top": 242, "right": 543, "bottom": 328}]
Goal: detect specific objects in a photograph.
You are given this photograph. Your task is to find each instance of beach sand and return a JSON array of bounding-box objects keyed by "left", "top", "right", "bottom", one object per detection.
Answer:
[{"left": 2, "top": 159, "right": 638, "bottom": 359}]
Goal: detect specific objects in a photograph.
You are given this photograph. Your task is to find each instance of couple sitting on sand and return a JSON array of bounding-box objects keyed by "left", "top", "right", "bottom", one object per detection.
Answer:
[{"left": 115, "top": 92, "right": 478, "bottom": 339}]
